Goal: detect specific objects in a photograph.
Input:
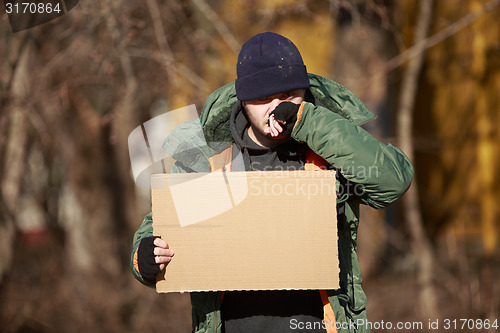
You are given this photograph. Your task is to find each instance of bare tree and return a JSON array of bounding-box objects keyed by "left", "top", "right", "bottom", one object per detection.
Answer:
[
  {"left": 0, "top": 34, "right": 33, "bottom": 283},
  {"left": 396, "top": 0, "right": 438, "bottom": 320}
]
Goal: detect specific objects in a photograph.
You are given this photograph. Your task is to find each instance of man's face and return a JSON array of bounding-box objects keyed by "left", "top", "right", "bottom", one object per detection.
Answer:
[{"left": 243, "top": 89, "right": 305, "bottom": 146}]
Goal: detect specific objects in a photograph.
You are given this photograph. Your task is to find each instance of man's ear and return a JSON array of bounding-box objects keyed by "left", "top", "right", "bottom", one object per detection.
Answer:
[{"left": 241, "top": 101, "right": 249, "bottom": 114}]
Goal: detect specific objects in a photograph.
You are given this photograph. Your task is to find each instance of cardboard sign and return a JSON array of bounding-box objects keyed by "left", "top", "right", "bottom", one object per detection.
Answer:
[{"left": 152, "top": 170, "right": 339, "bottom": 293}]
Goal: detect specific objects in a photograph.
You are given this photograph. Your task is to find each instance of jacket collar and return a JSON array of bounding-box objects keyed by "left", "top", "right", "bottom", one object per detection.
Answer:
[
  {"left": 200, "top": 73, "right": 376, "bottom": 135},
  {"left": 163, "top": 74, "right": 376, "bottom": 171}
]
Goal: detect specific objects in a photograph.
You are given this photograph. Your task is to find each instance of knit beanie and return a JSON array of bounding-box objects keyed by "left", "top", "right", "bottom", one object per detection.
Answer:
[{"left": 235, "top": 32, "right": 310, "bottom": 101}]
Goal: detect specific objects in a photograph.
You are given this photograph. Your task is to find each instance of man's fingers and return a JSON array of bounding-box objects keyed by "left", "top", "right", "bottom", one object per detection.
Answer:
[
  {"left": 268, "top": 118, "right": 276, "bottom": 136},
  {"left": 268, "top": 115, "right": 283, "bottom": 137},
  {"left": 150, "top": 238, "right": 174, "bottom": 267},
  {"left": 154, "top": 247, "right": 174, "bottom": 257},
  {"left": 273, "top": 124, "right": 283, "bottom": 136},
  {"left": 153, "top": 237, "right": 168, "bottom": 248},
  {"left": 154, "top": 245, "right": 174, "bottom": 267},
  {"left": 155, "top": 255, "right": 172, "bottom": 264},
  {"left": 274, "top": 121, "right": 283, "bottom": 133}
]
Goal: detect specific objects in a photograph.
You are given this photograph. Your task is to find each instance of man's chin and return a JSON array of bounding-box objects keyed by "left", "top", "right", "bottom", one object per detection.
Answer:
[{"left": 267, "top": 133, "right": 292, "bottom": 142}]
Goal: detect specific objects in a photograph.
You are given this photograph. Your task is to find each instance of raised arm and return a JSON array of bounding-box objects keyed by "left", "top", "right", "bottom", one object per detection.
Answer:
[{"left": 292, "top": 101, "right": 414, "bottom": 208}]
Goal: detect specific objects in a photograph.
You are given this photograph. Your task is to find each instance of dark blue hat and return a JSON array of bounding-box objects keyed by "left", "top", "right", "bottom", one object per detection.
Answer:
[{"left": 235, "top": 32, "right": 310, "bottom": 101}]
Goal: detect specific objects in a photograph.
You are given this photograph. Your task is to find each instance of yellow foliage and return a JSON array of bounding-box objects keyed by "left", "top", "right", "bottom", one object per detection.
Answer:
[
  {"left": 195, "top": 0, "right": 336, "bottom": 95},
  {"left": 276, "top": 16, "right": 335, "bottom": 76},
  {"left": 414, "top": 0, "right": 500, "bottom": 254}
]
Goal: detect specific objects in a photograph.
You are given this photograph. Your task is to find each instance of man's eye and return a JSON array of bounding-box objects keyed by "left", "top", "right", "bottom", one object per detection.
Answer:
[{"left": 257, "top": 97, "right": 271, "bottom": 103}]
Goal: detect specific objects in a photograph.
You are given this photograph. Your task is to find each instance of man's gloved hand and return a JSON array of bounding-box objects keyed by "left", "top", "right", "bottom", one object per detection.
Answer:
[
  {"left": 137, "top": 236, "right": 174, "bottom": 283},
  {"left": 269, "top": 102, "right": 301, "bottom": 137}
]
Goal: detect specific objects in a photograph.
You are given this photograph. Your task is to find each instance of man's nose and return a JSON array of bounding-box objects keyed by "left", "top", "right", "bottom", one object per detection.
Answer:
[{"left": 269, "top": 97, "right": 283, "bottom": 112}]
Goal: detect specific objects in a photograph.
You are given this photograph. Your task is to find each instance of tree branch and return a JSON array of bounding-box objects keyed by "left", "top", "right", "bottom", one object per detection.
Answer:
[
  {"left": 383, "top": 0, "right": 500, "bottom": 74},
  {"left": 145, "top": 0, "right": 209, "bottom": 93},
  {"left": 191, "top": 0, "right": 241, "bottom": 55}
]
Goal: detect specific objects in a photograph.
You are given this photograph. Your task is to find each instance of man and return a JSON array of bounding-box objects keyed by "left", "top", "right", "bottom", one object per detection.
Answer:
[{"left": 130, "top": 32, "right": 414, "bottom": 332}]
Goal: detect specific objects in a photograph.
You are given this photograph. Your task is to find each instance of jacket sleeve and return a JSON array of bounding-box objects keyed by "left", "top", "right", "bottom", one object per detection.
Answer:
[
  {"left": 130, "top": 212, "right": 155, "bottom": 287},
  {"left": 292, "top": 102, "right": 414, "bottom": 209},
  {"left": 130, "top": 162, "right": 187, "bottom": 287}
]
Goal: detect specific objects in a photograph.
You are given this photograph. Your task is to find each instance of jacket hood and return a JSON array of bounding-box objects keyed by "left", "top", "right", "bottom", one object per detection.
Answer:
[
  {"left": 230, "top": 101, "right": 261, "bottom": 152},
  {"left": 162, "top": 73, "right": 377, "bottom": 170},
  {"left": 200, "top": 73, "right": 376, "bottom": 150}
]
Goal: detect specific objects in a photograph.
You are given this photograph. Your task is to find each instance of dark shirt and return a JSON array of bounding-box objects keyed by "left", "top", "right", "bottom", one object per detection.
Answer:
[
  {"left": 222, "top": 103, "right": 326, "bottom": 332},
  {"left": 222, "top": 290, "right": 325, "bottom": 332}
]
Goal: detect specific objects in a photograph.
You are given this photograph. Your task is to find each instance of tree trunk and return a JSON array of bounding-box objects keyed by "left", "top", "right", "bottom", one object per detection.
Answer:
[
  {"left": 0, "top": 37, "right": 34, "bottom": 283},
  {"left": 396, "top": 0, "right": 439, "bottom": 320}
]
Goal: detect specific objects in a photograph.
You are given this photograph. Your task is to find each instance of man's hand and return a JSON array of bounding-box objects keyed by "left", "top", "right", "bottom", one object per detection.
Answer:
[
  {"left": 137, "top": 236, "right": 174, "bottom": 283},
  {"left": 268, "top": 102, "right": 300, "bottom": 137}
]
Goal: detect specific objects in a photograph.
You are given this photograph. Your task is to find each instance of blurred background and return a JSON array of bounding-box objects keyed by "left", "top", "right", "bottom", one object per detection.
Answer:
[{"left": 1, "top": 0, "right": 499, "bottom": 332}]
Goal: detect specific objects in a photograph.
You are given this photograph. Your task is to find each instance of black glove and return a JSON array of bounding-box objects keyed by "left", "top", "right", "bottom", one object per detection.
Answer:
[
  {"left": 137, "top": 236, "right": 162, "bottom": 283},
  {"left": 270, "top": 102, "right": 300, "bottom": 136}
]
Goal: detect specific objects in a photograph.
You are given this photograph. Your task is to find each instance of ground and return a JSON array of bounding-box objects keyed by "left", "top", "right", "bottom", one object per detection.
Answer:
[{"left": 1, "top": 232, "right": 498, "bottom": 332}]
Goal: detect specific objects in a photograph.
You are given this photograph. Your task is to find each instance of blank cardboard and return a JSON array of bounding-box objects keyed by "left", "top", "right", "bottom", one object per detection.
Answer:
[{"left": 152, "top": 170, "right": 339, "bottom": 293}]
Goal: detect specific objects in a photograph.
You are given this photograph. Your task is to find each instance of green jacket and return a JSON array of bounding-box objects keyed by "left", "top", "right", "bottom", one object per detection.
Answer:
[{"left": 130, "top": 73, "right": 414, "bottom": 333}]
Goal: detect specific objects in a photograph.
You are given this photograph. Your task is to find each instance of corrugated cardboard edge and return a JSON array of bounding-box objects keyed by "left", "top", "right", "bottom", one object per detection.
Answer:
[{"left": 152, "top": 171, "right": 339, "bottom": 293}]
